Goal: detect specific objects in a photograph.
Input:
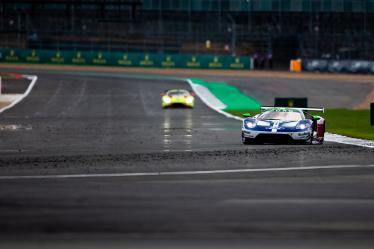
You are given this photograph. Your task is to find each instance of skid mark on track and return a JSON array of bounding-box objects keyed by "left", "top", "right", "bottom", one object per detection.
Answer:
[
  {"left": 60, "top": 79, "right": 87, "bottom": 117},
  {"left": 33, "top": 79, "right": 65, "bottom": 117}
]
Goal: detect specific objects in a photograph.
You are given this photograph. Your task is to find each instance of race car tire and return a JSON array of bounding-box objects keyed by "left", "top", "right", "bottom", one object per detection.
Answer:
[
  {"left": 304, "top": 134, "right": 313, "bottom": 145},
  {"left": 315, "top": 138, "right": 324, "bottom": 145}
]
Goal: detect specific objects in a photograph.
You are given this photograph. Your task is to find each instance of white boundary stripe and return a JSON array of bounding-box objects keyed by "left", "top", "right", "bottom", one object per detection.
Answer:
[
  {"left": 0, "top": 75, "right": 38, "bottom": 114},
  {"left": 187, "top": 79, "right": 374, "bottom": 149},
  {"left": 325, "top": 133, "right": 374, "bottom": 148},
  {"left": 1, "top": 164, "right": 374, "bottom": 180},
  {"left": 187, "top": 80, "right": 243, "bottom": 121},
  {"left": 190, "top": 83, "right": 227, "bottom": 109}
]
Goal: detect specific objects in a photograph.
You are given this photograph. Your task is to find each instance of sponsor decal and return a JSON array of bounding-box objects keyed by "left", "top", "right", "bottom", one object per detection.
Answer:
[
  {"left": 161, "top": 56, "right": 175, "bottom": 67},
  {"left": 230, "top": 57, "right": 244, "bottom": 69},
  {"left": 93, "top": 52, "right": 106, "bottom": 64},
  {"left": 118, "top": 54, "right": 132, "bottom": 66},
  {"left": 72, "top": 51, "right": 86, "bottom": 64},
  {"left": 208, "top": 56, "right": 223, "bottom": 68},
  {"left": 51, "top": 51, "right": 64, "bottom": 63},
  {"left": 271, "top": 120, "right": 280, "bottom": 132},
  {"left": 5, "top": 50, "right": 19, "bottom": 61},
  {"left": 140, "top": 54, "right": 154, "bottom": 66},
  {"left": 187, "top": 56, "right": 200, "bottom": 68},
  {"left": 26, "top": 50, "right": 40, "bottom": 62}
]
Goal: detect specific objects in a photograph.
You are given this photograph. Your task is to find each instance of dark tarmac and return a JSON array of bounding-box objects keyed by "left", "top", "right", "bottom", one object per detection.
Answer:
[{"left": 0, "top": 70, "right": 374, "bottom": 248}]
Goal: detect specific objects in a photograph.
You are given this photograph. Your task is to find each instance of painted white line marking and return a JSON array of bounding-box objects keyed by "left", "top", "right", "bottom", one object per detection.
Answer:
[
  {"left": 189, "top": 83, "right": 226, "bottom": 109},
  {"left": 325, "top": 133, "right": 374, "bottom": 148},
  {"left": 222, "top": 198, "right": 374, "bottom": 205},
  {"left": 0, "top": 75, "right": 38, "bottom": 114},
  {"left": 187, "top": 80, "right": 242, "bottom": 121},
  {"left": 0, "top": 164, "right": 373, "bottom": 180}
]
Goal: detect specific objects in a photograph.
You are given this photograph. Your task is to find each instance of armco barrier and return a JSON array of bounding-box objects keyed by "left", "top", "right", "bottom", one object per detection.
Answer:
[{"left": 0, "top": 48, "right": 253, "bottom": 70}]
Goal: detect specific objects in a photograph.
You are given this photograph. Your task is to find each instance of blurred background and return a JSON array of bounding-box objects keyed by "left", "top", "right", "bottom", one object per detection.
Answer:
[{"left": 0, "top": 0, "right": 373, "bottom": 69}]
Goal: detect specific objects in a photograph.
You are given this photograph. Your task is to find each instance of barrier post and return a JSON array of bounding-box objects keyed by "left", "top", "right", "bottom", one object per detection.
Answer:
[
  {"left": 371, "top": 103, "right": 374, "bottom": 126},
  {"left": 0, "top": 76, "right": 2, "bottom": 95}
]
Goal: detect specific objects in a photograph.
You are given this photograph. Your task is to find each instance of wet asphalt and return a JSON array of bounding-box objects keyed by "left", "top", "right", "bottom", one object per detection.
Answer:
[{"left": 0, "top": 70, "right": 374, "bottom": 248}]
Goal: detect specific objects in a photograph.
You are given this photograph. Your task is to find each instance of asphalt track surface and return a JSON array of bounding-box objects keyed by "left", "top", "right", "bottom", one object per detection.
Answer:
[{"left": 0, "top": 70, "right": 374, "bottom": 248}]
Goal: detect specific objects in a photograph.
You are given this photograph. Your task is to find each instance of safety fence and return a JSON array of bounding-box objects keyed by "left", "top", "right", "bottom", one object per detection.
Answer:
[{"left": 0, "top": 48, "right": 253, "bottom": 70}]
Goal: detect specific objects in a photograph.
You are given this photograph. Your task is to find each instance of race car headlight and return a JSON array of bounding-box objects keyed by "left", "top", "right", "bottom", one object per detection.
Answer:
[
  {"left": 163, "top": 96, "right": 172, "bottom": 104},
  {"left": 296, "top": 122, "right": 310, "bottom": 130},
  {"left": 186, "top": 96, "right": 194, "bottom": 104},
  {"left": 244, "top": 120, "right": 256, "bottom": 129}
]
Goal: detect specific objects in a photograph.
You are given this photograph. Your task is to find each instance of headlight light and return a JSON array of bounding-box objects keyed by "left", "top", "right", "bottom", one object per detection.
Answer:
[
  {"left": 244, "top": 120, "right": 256, "bottom": 129},
  {"left": 163, "top": 96, "right": 171, "bottom": 104},
  {"left": 186, "top": 96, "right": 194, "bottom": 103},
  {"left": 296, "top": 123, "right": 310, "bottom": 130}
]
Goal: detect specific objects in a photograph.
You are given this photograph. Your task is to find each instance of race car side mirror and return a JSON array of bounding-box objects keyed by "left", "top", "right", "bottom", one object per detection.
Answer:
[
  {"left": 242, "top": 113, "right": 251, "bottom": 117},
  {"left": 313, "top": 115, "right": 321, "bottom": 120}
]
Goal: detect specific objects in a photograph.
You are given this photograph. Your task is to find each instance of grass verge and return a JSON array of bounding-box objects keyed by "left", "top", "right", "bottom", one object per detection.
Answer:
[{"left": 227, "top": 108, "right": 374, "bottom": 140}]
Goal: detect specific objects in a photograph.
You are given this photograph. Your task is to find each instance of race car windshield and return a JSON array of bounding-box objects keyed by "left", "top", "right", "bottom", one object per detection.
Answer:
[
  {"left": 258, "top": 111, "right": 303, "bottom": 122},
  {"left": 168, "top": 90, "right": 189, "bottom": 96}
]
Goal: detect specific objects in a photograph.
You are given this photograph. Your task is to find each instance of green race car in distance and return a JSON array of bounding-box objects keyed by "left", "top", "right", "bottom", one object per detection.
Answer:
[{"left": 161, "top": 89, "right": 195, "bottom": 108}]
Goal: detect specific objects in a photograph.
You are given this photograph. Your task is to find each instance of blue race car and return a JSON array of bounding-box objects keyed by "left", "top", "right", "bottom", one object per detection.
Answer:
[{"left": 241, "top": 107, "right": 325, "bottom": 145}]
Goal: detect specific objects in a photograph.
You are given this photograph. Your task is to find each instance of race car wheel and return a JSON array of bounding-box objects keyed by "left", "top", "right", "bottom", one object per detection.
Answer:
[
  {"left": 304, "top": 133, "right": 313, "bottom": 145},
  {"left": 315, "top": 138, "right": 324, "bottom": 145}
]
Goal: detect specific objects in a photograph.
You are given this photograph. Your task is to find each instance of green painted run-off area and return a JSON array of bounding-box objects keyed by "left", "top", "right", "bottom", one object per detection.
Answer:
[{"left": 190, "top": 78, "right": 261, "bottom": 112}]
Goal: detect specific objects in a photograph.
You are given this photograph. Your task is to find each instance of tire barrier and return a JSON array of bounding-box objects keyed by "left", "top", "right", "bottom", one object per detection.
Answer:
[
  {"left": 0, "top": 48, "right": 253, "bottom": 70},
  {"left": 303, "top": 59, "right": 374, "bottom": 74}
]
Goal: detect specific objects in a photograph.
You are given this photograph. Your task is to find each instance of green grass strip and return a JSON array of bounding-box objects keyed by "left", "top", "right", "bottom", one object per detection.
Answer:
[{"left": 321, "top": 109, "right": 374, "bottom": 140}]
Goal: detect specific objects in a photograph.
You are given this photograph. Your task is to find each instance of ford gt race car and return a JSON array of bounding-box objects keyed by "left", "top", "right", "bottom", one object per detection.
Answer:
[
  {"left": 161, "top": 89, "right": 195, "bottom": 108},
  {"left": 242, "top": 107, "right": 325, "bottom": 145}
]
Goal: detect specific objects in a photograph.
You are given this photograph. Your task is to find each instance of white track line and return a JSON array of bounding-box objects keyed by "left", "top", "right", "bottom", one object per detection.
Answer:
[
  {"left": 187, "top": 79, "right": 374, "bottom": 149},
  {"left": 325, "top": 133, "right": 374, "bottom": 148},
  {"left": 187, "top": 80, "right": 243, "bottom": 121},
  {"left": 0, "top": 75, "right": 38, "bottom": 114},
  {"left": 1, "top": 164, "right": 374, "bottom": 180}
]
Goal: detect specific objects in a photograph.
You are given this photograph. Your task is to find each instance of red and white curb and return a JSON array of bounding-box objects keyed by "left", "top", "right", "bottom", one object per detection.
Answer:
[{"left": 187, "top": 79, "right": 374, "bottom": 149}]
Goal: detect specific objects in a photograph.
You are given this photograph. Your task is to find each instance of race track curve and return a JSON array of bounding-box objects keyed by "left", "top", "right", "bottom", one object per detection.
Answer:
[{"left": 0, "top": 70, "right": 374, "bottom": 248}]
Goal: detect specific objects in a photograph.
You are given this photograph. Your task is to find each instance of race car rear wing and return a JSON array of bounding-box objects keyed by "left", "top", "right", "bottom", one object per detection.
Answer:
[{"left": 261, "top": 106, "right": 325, "bottom": 113}]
